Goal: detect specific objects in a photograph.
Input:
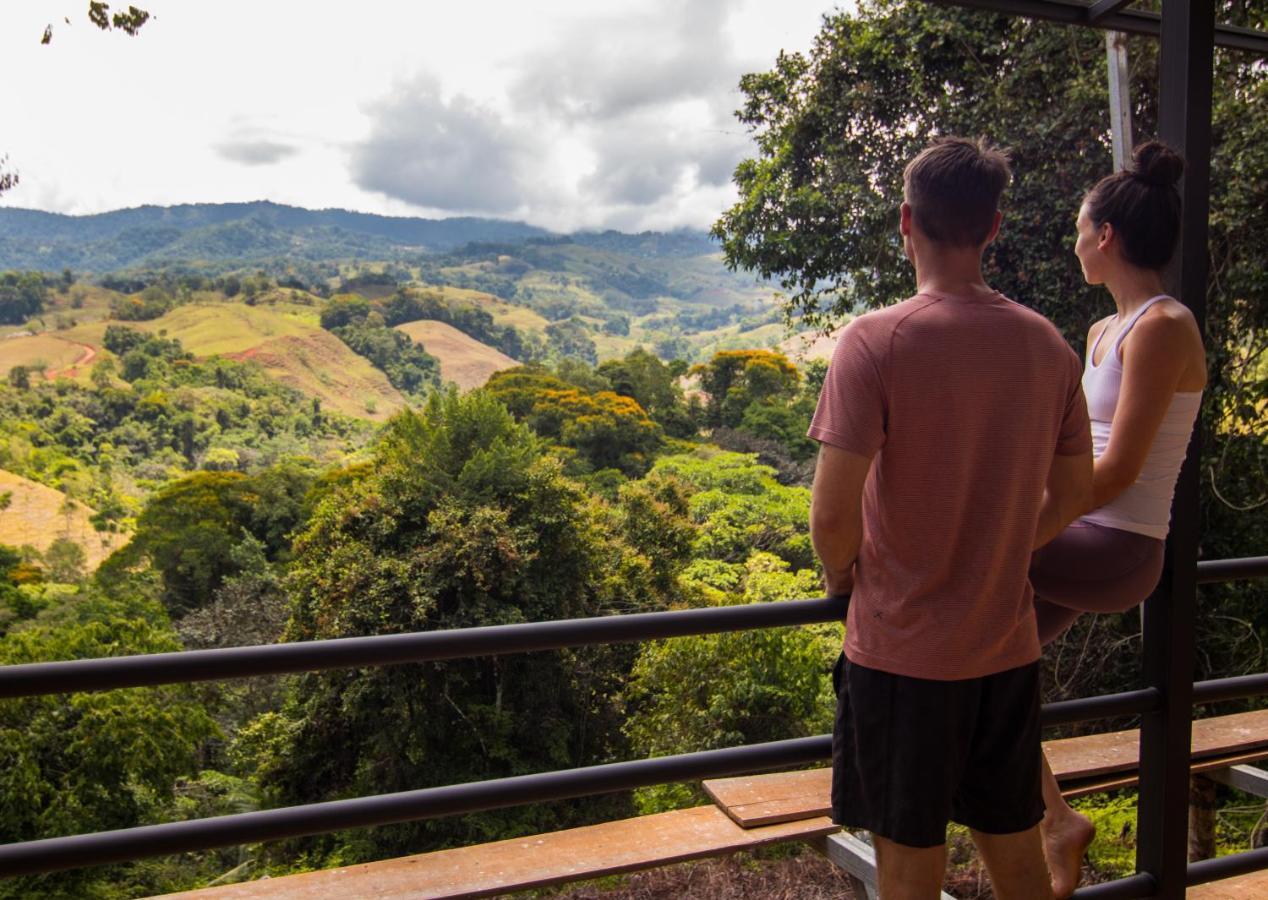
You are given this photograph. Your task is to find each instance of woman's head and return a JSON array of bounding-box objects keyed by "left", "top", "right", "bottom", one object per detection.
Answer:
[{"left": 1076, "top": 141, "right": 1185, "bottom": 279}]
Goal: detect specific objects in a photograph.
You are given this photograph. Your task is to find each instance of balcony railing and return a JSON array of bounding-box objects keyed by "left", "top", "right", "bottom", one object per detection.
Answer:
[{"left": 0, "top": 555, "right": 1265, "bottom": 898}]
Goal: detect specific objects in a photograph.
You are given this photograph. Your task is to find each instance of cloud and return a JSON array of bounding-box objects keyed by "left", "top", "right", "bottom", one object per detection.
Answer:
[
  {"left": 216, "top": 139, "right": 300, "bottom": 166},
  {"left": 511, "top": 0, "right": 740, "bottom": 122},
  {"left": 345, "top": 0, "right": 765, "bottom": 229},
  {"left": 350, "top": 78, "right": 528, "bottom": 214}
]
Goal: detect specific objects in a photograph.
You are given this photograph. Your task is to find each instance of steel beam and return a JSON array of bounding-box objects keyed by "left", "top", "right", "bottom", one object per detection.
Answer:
[
  {"left": 927, "top": 0, "right": 1268, "bottom": 56},
  {"left": 1204, "top": 765, "right": 1268, "bottom": 798},
  {"left": 1088, "top": 0, "right": 1136, "bottom": 24},
  {"left": 1134, "top": 1, "right": 1214, "bottom": 898}
]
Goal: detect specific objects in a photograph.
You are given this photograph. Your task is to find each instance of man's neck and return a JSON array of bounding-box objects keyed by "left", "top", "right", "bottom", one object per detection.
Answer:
[{"left": 911, "top": 242, "right": 994, "bottom": 299}]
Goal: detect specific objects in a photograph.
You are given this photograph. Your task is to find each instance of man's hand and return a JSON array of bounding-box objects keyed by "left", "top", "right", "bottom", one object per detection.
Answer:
[{"left": 825, "top": 566, "right": 854, "bottom": 599}]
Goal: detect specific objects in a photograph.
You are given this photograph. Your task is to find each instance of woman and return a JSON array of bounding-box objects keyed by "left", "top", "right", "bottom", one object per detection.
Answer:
[{"left": 1032, "top": 141, "right": 1207, "bottom": 898}]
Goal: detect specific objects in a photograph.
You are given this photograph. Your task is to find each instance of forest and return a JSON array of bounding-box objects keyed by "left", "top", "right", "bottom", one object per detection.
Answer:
[{"left": 1, "top": 1, "right": 1266, "bottom": 898}]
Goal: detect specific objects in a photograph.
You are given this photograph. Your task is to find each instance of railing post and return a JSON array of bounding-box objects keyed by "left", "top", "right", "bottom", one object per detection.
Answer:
[{"left": 1135, "top": 1, "right": 1213, "bottom": 897}]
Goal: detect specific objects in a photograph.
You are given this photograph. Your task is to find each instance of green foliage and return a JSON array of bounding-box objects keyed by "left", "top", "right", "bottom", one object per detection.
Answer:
[
  {"left": 44, "top": 537, "right": 87, "bottom": 584},
  {"left": 0, "top": 271, "right": 48, "bottom": 324},
  {"left": 485, "top": 365, "right": 664, "bottom": 476},
  {"left": 262, "top": 390, "right": 686, "bottom": 861},
  {"left": 545, "top": 317, "right": 598, "bottom": 365},
  {"left": 625, "top": 553, "right": 833, "bottom": 813},
  {"left": 1071, "top": 793, "right": 1138, "bottom": 878},
  {"left": 691, "top": 349, "right": 800, "bottom": 429},
  {"left": 651, "top": 448, "right": 814, "bottom": 570},
  {"left": 382, "top": 288, "right": 533, "bottom": 361},
  {"left": 109, "top": 285, "right": 174, "bottom": 321},
  {"left": 104, "top": 463, "right": 316, "bottom": 616},
  {"left": 318, "top": 295, "right": 439, "bottom": 398},
  {"left": 597, "top": 347, "right": 697, "bottom": 438},
  {"left": 0, "top": 592, "right": 215, "bottom": 899},
  {"left": 0, "top": 334, "right": 362, "bottom": 538}
]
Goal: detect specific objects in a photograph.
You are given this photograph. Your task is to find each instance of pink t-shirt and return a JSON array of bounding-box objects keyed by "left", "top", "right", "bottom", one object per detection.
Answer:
[{"left": 808, "top": 291, "right": 1091, "bottom": 681}]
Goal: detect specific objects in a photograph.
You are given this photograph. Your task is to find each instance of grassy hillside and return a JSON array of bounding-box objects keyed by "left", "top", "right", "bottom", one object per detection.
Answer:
[
  {"left": 0, "top": 470, "right": 128, "bottom": 570},
  {"left": 395, "top": 320, "right": 518, "bottom": 390},
  {"left": 37, "top": 299, "right": 408, "bottom": 421},
  {"left": 229, "top": 331, "right": 406, "bottom": 421}
]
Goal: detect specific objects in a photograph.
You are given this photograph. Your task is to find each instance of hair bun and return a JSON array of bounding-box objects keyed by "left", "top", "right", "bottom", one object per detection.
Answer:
[{"left": 1130, "top": 141, "right": 1184, "bottom": 188}]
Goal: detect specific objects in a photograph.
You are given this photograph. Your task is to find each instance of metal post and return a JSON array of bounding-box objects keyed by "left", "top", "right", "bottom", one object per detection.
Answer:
[
  {"left": 1134, "top": 1, "right": 1214, "bottom": 897},
  {"left": 1105, "top": 31, "right": 1133, "bottom": 170}
]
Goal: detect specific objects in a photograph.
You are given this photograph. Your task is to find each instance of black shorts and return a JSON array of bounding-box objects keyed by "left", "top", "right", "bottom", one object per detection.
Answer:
[{"left": 830, "top": 654, "right": 1044, "bottom": 848}]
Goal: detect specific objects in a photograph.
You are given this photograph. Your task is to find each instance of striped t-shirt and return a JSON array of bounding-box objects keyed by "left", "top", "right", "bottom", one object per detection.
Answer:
[{"left": 808, "top": 291, "right": 1091, "bottom": 681}]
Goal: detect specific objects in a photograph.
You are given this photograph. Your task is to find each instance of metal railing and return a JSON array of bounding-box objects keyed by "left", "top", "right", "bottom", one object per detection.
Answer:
[{"left": 0, "top": 555, "right": 1265, "bottom": 893}]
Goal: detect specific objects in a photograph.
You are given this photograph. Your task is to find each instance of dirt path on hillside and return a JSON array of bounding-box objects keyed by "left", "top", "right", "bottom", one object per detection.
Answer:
[{"left": 44, "top": 338, "right": 96, "bottom": 380}]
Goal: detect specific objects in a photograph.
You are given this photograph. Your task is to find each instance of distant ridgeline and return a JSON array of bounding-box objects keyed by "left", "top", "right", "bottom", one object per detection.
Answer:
[{"left": 0, "top": 201, "right": 714, "bottom": 272}]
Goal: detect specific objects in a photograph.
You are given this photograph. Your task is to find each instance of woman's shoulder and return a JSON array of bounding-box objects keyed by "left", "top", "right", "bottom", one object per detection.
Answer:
[
  {"left": 1136, "top": 297, "right": 1201, "bottom": 343},
  {"left": 1125, "top": 298, "right": 1207, "bottom": 388}
]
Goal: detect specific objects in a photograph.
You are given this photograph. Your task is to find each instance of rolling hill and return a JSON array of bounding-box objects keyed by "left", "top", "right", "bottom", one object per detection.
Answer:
[
  {"left": 0, "top": 470, "right": 129, "bottom": 571},
  {"left": 395, "top": 320, "right": 518, "bottom": 390}
]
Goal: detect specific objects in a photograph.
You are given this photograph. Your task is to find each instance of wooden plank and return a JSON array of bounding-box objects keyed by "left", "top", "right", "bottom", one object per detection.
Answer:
[
  {"left": 703, "top": 768, "right": 831, "bottom": 828},
  {"left": 1045, "top": 709, "right": 1268, "bottom": 782},
  {"left": 1187, "top": 869, "right": 1268, "bottom": 899},
  {"left": 148, "top": 807, "right": 839, "bottom": 900},
  {"left": 705, "top": 711, "right": 1268, "bottom": 828},
  {"left": 1062, "top": 750, "right": 1268, "bottom": 799}
]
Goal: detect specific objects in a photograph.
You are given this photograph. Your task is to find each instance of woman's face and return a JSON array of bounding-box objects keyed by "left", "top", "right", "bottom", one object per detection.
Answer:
[{"left": 1074, "top": 203, "right": 1106, "bottom": 285}]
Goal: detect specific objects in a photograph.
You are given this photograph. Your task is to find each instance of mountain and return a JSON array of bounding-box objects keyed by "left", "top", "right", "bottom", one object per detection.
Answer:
[{"left": 0, "top": 202, "right": 557, "bottom": 271}]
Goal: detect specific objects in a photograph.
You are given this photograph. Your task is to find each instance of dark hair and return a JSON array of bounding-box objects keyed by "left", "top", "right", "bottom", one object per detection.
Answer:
[
  {"left": 902, "top": 137, "right": 1012, "bottom": 247},
  {"left": 1084, "top": 141, "right": 1184, "bottom": 270}
]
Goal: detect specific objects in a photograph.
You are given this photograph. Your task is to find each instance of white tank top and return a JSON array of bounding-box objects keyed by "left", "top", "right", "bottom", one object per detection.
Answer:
[{"left": 1079, "top": 296, "right": 1202, "bottom": 539}]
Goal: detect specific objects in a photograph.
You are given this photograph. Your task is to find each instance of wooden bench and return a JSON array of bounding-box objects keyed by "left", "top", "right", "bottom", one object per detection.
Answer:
[
  {"left": 702, "top": 708, "right": 1268, "bottom": 827},
  {"left": 151, "top": 806, "right": 838, "bottom": 899},
  {"left": 153, "top": 709, "right": 1268, "bottom": 900},
  {"left": 1188, "top": 869, "right": 1268, "bottom": 899}
]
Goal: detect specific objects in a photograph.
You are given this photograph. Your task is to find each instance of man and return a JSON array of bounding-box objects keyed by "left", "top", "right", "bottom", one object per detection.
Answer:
[{"left": 808, "top": 137, "right": 1093, "bottom": 900}]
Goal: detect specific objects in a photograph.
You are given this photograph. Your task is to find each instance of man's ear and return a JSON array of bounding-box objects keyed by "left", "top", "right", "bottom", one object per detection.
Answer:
[{"left": 899, "top": 202, "right": 913, "bottom": 236}]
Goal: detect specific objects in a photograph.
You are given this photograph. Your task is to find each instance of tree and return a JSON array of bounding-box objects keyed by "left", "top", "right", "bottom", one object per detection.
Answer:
[
  {"left": 690, "top": 349, "right": 800, "bottom": 429},
  {"left": 0, "top": 272, "right": 48, "bottom": 325},
  {"left": 41, "top": 3, "right": 152, "bottom": 45},
  {"left": 0, "top": 595, "right": 214, "bottom": 899},
  {"left": 45, "top": 537, "right": 87, "bottom": 583},
  {"left": 256, "top": 390, "right": 682, "bottom": 862},
  {"left": 485, "top": 366, "right": 663, "bottom": 476},
  {"left": 6, "top": 367, "right": 31, "bottom": 390},
  {"left": 597, "top": 347, "right": 696, "bottom": 438}
]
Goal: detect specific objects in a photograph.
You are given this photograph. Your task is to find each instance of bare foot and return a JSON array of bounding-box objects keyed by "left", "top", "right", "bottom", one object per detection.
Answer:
[{"left": 1042, "top": 809, "right": 1095, "bottom": 898}]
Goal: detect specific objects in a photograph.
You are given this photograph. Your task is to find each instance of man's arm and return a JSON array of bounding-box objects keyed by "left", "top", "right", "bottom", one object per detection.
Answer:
[
  {"left": 810, "top": 442, "right": 874, "bottom": 596},
  {"left": 1034, "top": 448, "right": 1094, "bottom": 549}
]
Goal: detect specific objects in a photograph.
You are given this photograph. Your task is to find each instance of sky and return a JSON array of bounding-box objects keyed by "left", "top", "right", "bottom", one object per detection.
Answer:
[{"left": 1, "top": 0, "right": 847, "bottom": 233}]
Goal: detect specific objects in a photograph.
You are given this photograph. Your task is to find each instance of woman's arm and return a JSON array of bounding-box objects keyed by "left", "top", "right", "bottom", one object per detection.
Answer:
[{"left": 1091, "top": 312, "right": 1197, "bottom": 510}]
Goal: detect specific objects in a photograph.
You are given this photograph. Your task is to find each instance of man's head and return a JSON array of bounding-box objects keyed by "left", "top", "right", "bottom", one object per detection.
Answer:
[{"left": 901, "top": 137, "right": 1011, "bottom": 251}]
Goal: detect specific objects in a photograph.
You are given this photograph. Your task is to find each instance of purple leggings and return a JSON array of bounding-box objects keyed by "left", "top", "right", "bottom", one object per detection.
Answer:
[{"left": 1030, "top": 519, "right": 1165, "bottom": 645}]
